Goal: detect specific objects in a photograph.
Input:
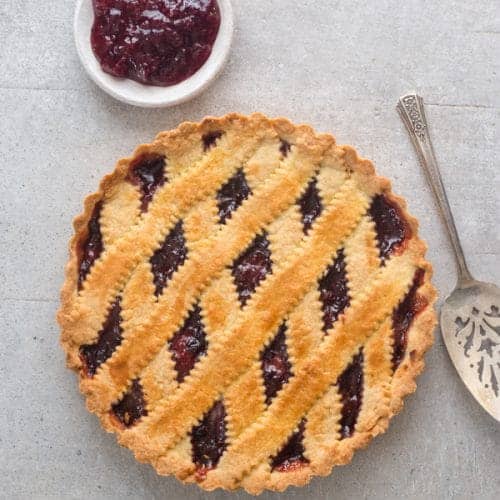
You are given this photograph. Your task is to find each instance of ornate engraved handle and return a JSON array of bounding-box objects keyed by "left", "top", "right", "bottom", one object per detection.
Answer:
[{"left": 397, "top": 94, "right": 473, "bottom": 286}]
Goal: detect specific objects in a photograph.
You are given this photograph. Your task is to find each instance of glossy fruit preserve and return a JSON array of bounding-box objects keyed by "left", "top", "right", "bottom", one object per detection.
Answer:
[{"left": 91, "top": 0, "right": 221, "bottom": 86}]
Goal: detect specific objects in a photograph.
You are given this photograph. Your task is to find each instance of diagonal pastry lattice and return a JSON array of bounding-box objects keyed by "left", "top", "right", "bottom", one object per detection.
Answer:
[{"left": 58, "top": 114, "right": 437, "bottom": 494}]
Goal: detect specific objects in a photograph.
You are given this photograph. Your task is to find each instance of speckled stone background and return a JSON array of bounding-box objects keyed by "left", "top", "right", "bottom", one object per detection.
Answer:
[{"left": 1, "top": 1, "right": 499, "bottom": 499}]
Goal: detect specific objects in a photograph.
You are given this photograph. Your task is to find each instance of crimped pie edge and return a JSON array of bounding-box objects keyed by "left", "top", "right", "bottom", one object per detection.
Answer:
[{"left": 58, "top": 113, "right": 437, "bottom": 494}]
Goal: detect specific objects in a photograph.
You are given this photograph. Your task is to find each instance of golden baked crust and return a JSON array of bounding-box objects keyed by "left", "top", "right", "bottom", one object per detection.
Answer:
[{"left": 58, "top": 113, "right": 437, "bottom": 494}]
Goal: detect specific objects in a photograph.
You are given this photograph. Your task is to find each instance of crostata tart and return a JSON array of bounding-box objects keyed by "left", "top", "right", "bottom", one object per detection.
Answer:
[{"left": 59, "top": 114, "right": 437, "bottom": 494}]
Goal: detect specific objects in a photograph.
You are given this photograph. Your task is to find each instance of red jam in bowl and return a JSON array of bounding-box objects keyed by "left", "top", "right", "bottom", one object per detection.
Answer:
[{"left": 91, "top": 0, "right": 221, "bottom": 86}]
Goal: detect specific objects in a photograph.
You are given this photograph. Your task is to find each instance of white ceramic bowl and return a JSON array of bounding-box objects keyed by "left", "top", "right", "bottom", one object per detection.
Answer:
[{"left": 74, "top": 0, "right": 233, "bottom": 107}]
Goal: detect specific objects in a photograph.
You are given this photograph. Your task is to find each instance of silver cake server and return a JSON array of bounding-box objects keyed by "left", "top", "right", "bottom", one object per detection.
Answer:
[{"left": 397, "top": 93, "right": 499, "bottom": 421}]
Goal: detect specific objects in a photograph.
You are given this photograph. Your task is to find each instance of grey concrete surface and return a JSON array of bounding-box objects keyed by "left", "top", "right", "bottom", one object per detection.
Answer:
[{"left": 0, "top": 1, "right": 499, "bottom": 499}]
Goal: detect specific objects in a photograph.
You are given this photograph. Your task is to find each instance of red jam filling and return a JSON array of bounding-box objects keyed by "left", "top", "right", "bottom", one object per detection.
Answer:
[
  {"left": 169, "top": 305, "right": 208, "bottom": 382},
  {"left": 111, "top": 378, "right": 147, "bottom": 427},
  {"left": 261, "top": 324, "right": 292, "bottom": 405},
  {"left": 80, "top": 298, "right": 123, "bottom": 376},
  {"left": 91, "top": 0, "right": 221, "bottom": 86},
  {"left": 192, "top": 400, "right": 227, "bottom": 472},
  {"left": 202, "top": 130, "right": 223, "bottom": 151},
  {"left": 271, "top": 419, "right": 309, "bottom": 472},
  {"left": 337, "top": 351, "right": 364, "bottom": 439},
  {"left": 128, "top": 154, "right": 166, "bottom": 212},
  {"left": 392, "top": 269, "right": 427, "bottom": 369},
  {"left": 370, "top": 194, "right": 411, "bottom": 262},
  {"left": 319, "top": 249, "right": 350, "bottom": 332},
  {"left": 150, "top": 221, "right": 187, "bottom": 296},
  {"left": 232, "top": 233, "right": 273, "bottom": 306},
  {"left": 298, "top": 178, "right": 323, "bottom": 234},
  {"left": 78, "top": 201, "right": 104, "bottom": 289},
  {"left": 279, "top": 139, "right": 291, "bottom": 157},
  {"left": 217, "top": 169, "right": 252, "bottom": 224}
]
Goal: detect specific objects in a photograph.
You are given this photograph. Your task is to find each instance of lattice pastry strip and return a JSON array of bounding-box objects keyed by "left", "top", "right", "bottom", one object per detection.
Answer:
[
  {"left": 212, "top": 161, "right": 345, "bottom": 488},
  {"left": 205, "top": 248, "right": 419, "bottom": 489},
  {"left": 82, "top": 132, "right": 331, "bottom": 415},
  {"left": 99, "top": 182, "right": 141, "bottom": 248},
  {"left": 243, "top": 202, "right": 427, "bottom": 489},
  {"left": 176, "top": 182, "right": 372, "bottom": 486},
  {"left": 152, "top": 136, "right": 285, "bottom": 477},
  {"left": 67, "top": 120, "right": 255, "bottom": 428},
  {"left": 231, "top": 198, "right": 403, "bottom": 487},
  {"left": 243, "top": 219, "right": 431, "bottom": 491},
  {"left": 59, "top": 114, "right": 437, "bottom": 494},
  {"left": 241, "top": 149, "right": 351, "bottom": 487},
  {"left": 223, "top": 201, "right": 306, "bottom": 484},
  {"left": 78, "top": 125, "right": 227, "bottom": 427},
  {"left": 62, "top": 118, "right": 270, "bottom": 353},
  {"left": 155, "top": 133, "right": 339, "bottom": 480},
  {"left": 75, "top": 155, "right": 172, "bottom": 419},
  {"left": 120, "top": 176, "right": 368, "bottom": 458},
  {"left": 149, "top": 151, "right": 346, "bottom": 454},
  {"left": 123, "top": 136, "right": 289, "bottom": 415},
  {"left": 136, "top": 128, "right": 312, "bottom": 476},
  {"left": 84, "top": 147, "right": 196, "bottom": 428},
  {"left": 139, "top": 173, "right": 238, "bottom": 418},
  {"left": 330, "top": 215, "right": 388, "bottom": 438}
]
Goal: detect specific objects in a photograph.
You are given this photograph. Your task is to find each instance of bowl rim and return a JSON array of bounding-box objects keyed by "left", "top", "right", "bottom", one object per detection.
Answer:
[{"left": 74, "top": 0, "right": 234, "bottom": 108}]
